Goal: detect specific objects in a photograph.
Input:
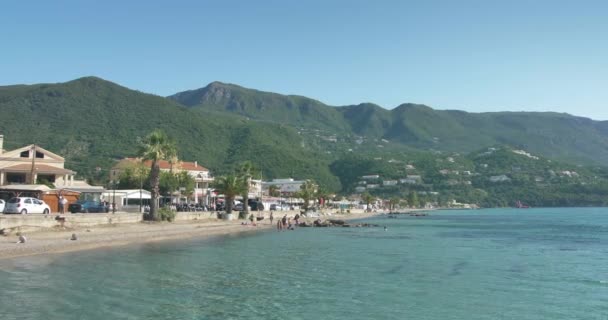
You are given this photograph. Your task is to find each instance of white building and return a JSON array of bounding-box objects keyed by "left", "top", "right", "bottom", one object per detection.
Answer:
[
  {"left": 489, "top": 175, "right": 511, "bottom": 182},
  {"left": 111, "top": 158, "right": 213, "bottom": 204},
  {"left": 0, "top": 135, "right": 76, "bottom": 187},
  {"left": 361, "top": 175, "right": 380, "bottom": 180},
  {"left": 354, "top": 186, "right": 366, "bottom": 193},
  {"left": 262, "top": 178, "right": 306, "bottom": 195},
  {"left": 102, "top": 189, "right": 151, "bottom": 212},
  {"left": 383, "top": 180, "right": 398, "bottom": 186}
]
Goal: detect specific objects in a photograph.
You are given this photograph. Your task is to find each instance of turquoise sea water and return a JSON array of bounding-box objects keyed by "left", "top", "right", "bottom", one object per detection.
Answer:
[{"left": 1, "top": 208, "right": 607, "bottom": 320}]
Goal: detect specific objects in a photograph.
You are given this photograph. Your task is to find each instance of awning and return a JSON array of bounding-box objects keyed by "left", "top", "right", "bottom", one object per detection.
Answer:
[
  {"left": 1, "top": 163, "right": 75, "bottom": 175},
  {"left": 0, "top": 184, "right": 52, "bottom": 192}
]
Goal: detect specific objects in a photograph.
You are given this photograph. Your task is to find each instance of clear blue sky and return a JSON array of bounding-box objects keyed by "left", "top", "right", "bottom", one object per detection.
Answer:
[{"left": 2, "top": 0, "right": 607, "bottom": 119}]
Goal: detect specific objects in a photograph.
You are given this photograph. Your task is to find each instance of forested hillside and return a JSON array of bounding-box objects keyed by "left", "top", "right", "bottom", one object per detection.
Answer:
[{"left": 2, "top": 76, "right": 608, "bottom": 206}]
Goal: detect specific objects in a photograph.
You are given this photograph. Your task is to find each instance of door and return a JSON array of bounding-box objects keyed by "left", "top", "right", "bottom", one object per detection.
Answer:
[{"left": 32, "top": 199, "right": 45, "bottom": 213}]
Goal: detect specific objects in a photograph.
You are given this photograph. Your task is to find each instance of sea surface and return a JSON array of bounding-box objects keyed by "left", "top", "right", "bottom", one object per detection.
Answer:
[{"left": 1, "top": 208, "right": 607, "bottom": 320}]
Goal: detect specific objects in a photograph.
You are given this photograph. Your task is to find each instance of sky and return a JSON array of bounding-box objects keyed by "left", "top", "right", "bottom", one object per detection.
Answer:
[{"left": 1, "top": 0, "right": 607, "bottom": 120}]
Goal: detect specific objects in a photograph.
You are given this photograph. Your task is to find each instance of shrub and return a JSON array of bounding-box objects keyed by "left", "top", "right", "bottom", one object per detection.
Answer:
[{"left": 159, "top": 207, "right": 176, "bottom": 222}]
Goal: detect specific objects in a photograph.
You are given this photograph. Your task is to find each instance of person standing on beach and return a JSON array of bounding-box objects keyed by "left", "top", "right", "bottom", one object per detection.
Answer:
[
  {"left": 60, "top": 196, "right": 68, "bottom": 214},
  {"left": 281, "top": 215, "right": 288, "bottom": 229},
  {"left": 277, "top": 219, "right": 282, "bottom": 231},
  {"left": 270, "top": 211, "right": 274, "bottom": 225},
  {"left": 58, "top": 196, "right": 64, "bottom": 214}
]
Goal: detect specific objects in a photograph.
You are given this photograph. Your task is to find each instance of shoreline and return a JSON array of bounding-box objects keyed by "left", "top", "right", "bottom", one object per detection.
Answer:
[{"left": 0, "top": 210, "right": 385, "bottom": 260}]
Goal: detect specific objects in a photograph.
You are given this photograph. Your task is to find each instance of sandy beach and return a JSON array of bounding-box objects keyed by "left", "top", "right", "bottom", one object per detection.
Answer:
[{"left": 0, "top": 210, "right": 384, "bottom": 260}]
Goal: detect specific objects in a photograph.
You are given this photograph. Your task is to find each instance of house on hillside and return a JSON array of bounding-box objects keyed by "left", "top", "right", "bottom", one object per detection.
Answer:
[
  {"left": 354, "top": 186, "right": 366, "bottom": 193},
  {"left": 489, "top": 175, "right": 511, "bottom": 182},
  {"left": 399, "top": 178, "right": 418, "bottom": 184},
  {"left": 361, "top": 175, "right": 380, "bottom": 180},
  {"left": 111, "top": 158, "right": 213, "bottom": 204},
  {"left": 383, "top": 180, "right": 398, "bottom": 186}
]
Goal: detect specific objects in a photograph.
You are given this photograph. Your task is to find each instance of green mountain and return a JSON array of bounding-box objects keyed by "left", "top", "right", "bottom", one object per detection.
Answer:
[
  {"left": 0, "top": 77, "right": 341, "bottom": 190},
  {"left": 2, "top": 76, "right": 608, "bottom": 206},
  {"left": 170, "top": 83, "right": 608, "bottom": 165},
  {"left": 168, "top": 82, "right": 351, "bottom": 132}
]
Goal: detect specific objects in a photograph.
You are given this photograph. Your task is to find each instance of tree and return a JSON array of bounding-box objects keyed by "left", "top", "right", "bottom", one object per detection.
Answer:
[
  {"left": 138, "top": 130, "right": 176, "bottom": 221},
  {"left": 268, "top": 185, "right": 280, "bottom": 197},
  {"left": 237, "top": 161, "right": 257, "bottom": 215},
  {"left": 175, "top": 171, "right": 195, "bottom": 200},
  {"left": 362, "top": 192, "right": 374, "bottom": 211},
  {"left": 117, "top": 162, "right": 150, "bottom": 190},
  {"left": 214, "top": 174, "right": 246, "bottom": 214},
  {"left": 298, "top": 179, "right": 317, "bottom": 212},
  {"left": 408, "top": 191, "right": 419, "bottom": 208},
  {"left": 389, "top": 197, "right": 400, "bottom": 212}
]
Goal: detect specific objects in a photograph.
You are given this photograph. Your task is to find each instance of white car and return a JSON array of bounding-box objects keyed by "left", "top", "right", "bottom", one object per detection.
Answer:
[
  {"left": 4, "top": 197, "right": 51, "bottom": 214},
  {"left": 0, "top": 199, "right": 5, "bottom": 213}
]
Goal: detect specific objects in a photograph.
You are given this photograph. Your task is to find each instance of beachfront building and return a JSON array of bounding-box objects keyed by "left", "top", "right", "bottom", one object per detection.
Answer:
[
  {"left": 261, "top": 178, "right": 306, "bottom": 196},
  {"left": 259, "top": 178, "right": 308, "bottom": 209},
  {"left": 0, "top": 135, "right": 76, "bottom": 187},
  {"left": 0, "top": 135, "right": 104, "bottom": 209},
  {"left": 102, "top": 189, "right": 151, "bottom": 212},
  {"left": 111, "top": 158, "right": 214, "bottom": 205}
]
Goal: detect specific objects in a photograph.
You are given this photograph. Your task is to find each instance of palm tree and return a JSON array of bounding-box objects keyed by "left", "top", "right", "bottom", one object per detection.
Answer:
[
  {"left": 362, "top": 192, "right": 374, "bottom": 212},
  {"left": 138, "top": 130, "right": 176, "bottom": 221},
  {"left": 298, "top": 179, "right": 317, "bottom": 212},
  {"left": 214, "top": 174, "right": 245, "bottom": 214},
  {"left": 237, "top": 161, "right": 256, "bottom": 215},
  {"left": 389, "top": 197, "right": 400, "bottom": 213}
]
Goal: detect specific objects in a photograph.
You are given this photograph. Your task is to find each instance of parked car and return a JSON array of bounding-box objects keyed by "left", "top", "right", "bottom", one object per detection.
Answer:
[
  {"left": 4, "top": 197, "right": 51, "bottom": 214},
  {"left": 68, "top": 200, "right": 109, "bottom": 213},
  {"left": 0, "top": 199, "right": 5, "bottom": 213},
  {"left": 248, "top": 200, "right": 264, "bottom": 211},
  {"left": 234, "top": 201, "right": 253, "bottom": 211}
]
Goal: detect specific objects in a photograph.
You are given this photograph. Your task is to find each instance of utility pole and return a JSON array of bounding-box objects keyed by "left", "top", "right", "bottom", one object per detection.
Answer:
[{"left": 29, "top": 144, "right": 36, "bottom": 184}]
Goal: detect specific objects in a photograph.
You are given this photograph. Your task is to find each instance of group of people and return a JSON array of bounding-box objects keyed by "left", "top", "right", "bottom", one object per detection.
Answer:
[{"left": 272, "top": 212, "right": 300, "bottom": 231}]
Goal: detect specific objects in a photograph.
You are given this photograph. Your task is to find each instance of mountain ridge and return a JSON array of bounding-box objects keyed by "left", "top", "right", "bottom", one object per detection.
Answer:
[{"left": 169, "top": 80, "right": 608, "bottom": 165}]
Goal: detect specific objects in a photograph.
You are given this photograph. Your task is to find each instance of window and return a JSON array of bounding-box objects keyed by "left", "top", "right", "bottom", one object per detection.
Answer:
[
  {"left": 25, "top": 198, "right": 32, "bottom": 204},
  {"left": 6, "top": 173, "right": 26, "bottom": 184},
  {"left": 36, "top": 151, "right": 44, "bottom": 159},
  {"left": 37, "top": 174, "right": 56, "bottom": 183},
  {"left": 20, "top": 150, "right": 29, "bottom": 158}
]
